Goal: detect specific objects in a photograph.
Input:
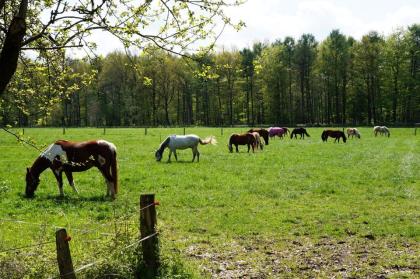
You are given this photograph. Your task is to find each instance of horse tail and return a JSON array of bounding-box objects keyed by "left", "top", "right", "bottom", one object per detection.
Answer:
[
  {"left": 200, "top": 136, "right": 217, "bottom": 145},
  {"left": 111, "top": 149, "right": 118, "bottom": 194},
  {"left": 305, "top": 130, "right": 310, "bottom": 137}
]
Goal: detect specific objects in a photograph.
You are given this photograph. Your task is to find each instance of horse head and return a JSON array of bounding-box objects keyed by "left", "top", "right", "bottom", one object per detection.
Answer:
[
  {"left": 228, "top": 144, "right": 233, "bottom": 153},
  {"left": 155, "top": 150, "right": 163, "bottom": 161},
  {"left": 25, "top": 167, "right": 39, "bottom": 198}
]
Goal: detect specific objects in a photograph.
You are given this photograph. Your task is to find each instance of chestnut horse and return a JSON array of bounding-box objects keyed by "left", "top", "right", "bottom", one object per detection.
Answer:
[
  {"left": 248, "top": 128, "right": 269, "bottom": 145},
  {"left": 26, "top": 140, "right": 118, "bottom": 199},
  {"left": 290, "top": 127, "right": 310, "bottom": 139},
  {"left": 228, "top": 133, "right": 256, "bottom": 153},
  {"left": 321, "top": 130, "right": 347, "bottom": 143}
]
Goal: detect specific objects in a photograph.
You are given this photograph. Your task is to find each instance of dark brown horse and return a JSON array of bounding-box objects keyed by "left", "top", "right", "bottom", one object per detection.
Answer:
[
  {"left": 321, "top": 130, "right": 347, "bottom": 143},
  {"left": 290, "top": 127, "right": 310, "bottom": 139},
  {"left": 26, "top": 140, "right": 118, "bottom": 199},
  {"left": 228, "top": 133, "right": 256, "bottom": 153},
  {"left": 248, "top": 128, "right": 269, "bottom": 145}
]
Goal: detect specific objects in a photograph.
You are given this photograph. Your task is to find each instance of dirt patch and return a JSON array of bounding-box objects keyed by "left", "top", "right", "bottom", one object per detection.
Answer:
[{"left": 186, "top": 236, "right": 419, "bottom": 278}]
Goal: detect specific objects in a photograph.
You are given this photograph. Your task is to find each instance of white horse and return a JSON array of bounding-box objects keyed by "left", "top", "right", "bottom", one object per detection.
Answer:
[
  {"left": 347, "top": 128, "right": 361, "bottom": 139},
  {"left": 374, "top": 126, "right": 390, "bottom": 137},
  {"left": 155, "top": 134, "right": 217, "bottom": 162}
]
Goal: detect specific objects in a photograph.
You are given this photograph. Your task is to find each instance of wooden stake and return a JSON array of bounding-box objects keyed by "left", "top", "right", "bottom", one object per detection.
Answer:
[
  {"left": 139, "top": 194, "right": 159, "bottom": 276},
  {"left": 56, "top": 228, "right": 76, "bottom": 279}
]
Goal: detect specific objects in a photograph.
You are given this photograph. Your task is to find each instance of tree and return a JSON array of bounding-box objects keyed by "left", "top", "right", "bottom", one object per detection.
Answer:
[
  {"left": 294, "top": 34, "right": 317, "bottom": 123},
  {"left": 0, "top": 0, "right": 245, "bottom": 97}
]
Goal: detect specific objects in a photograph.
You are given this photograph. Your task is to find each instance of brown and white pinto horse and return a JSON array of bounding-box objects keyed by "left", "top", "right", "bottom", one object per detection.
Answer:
[
  {"left": 347, "top": 128, "right": 361, "bottom": 139},
  {"left": 228, "top": 133, "right": 256, "bottom": 153},
  {"left": 250, "top": 132, "right": 264, "bottom": 150},
  {"left": 25, "top": 140, "right": 118, "bottom": 199}
]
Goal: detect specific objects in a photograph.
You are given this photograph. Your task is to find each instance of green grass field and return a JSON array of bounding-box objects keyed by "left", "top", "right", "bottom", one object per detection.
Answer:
[{"left": 0, "top": 127, "right": 419, "bottom": 278}]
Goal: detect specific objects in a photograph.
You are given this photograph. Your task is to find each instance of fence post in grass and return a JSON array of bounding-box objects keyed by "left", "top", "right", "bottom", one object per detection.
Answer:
[
  {"left": 56, "top": 228, "right": 76, "bottom": 279},
  {"left": 22, "top": 128, "right": 25, "bottom": 135},
  {"left": 145, "top": 127, "right": 147, "bottom": 136},
  {"left": 221, "top": 127, "right": 223, "bottom": 136},
  {"left": 103, "top": 126, "right": 106, "bottom": 135},
  {"left": 139, "top": 194, "right": 159, "bottom": 276},
  {"left": 183, "top": 127, "right": 185, "bottom": 135}
]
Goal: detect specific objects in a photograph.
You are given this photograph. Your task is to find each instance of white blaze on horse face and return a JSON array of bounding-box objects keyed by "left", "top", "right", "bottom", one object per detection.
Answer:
[{"left": 41, "top": 144, "right": 67, "bottom": 162}]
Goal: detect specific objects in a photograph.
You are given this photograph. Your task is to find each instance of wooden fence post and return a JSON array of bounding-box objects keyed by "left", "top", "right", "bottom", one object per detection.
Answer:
[
  {"left": 56, "top": 228, "right": 76, "bottom": 279},
  {"left": 139, "top": 194, "right": 159, "bottom": 276},
  {"left": 145, "top": 127, "right": 147, "bottom": 136},
  {"left": 103, "top": 127, "right": 106, "bottom": 135},
  {"left": 63, "top": 127, "right": 66, "bottom": 135},
  {"left": 183, "top": 127, "right": 185, "bottom": 135},
  {"left": 221, "top": 127, "right": 223, "bottom": 136}
]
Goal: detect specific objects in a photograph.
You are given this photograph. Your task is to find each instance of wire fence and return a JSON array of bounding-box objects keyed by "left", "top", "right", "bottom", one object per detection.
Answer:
[{"left": 0, "top": 195, "right": 160, "bottom": 278}]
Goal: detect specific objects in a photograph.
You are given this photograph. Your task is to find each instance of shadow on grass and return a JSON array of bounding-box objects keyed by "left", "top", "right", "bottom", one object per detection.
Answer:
[{"left": 18, "top": 192, "right": 112, "bottom": 203}]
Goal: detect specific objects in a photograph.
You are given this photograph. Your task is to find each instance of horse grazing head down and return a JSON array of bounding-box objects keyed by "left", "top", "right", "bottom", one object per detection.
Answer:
[
  {"left": 25, "top": 167, "right": 40, "bottom": 198},
  {"left": 155, "top": 149, "right": 163, "bottom": 161}
]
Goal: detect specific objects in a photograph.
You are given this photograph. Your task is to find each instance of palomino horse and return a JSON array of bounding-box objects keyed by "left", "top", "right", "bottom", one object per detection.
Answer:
[
  {"left": 248, "top": 128, "right": 269, "bottom": 145},
  {"left": 228, "top": 133, "right": 256, "bottom": 153},
  {"left": 290, "top": 128, "right": 310, "bottom": 139},
  {"left": 268, "top": 127, "right": 287, "bottom": 139},
  {"left": 25, "top": 140, "right": 118, "bottom": 199},
  {"left": 155, "top": 134, "right": 216, "bottom": 162},
  {"left": 374, "top": 126, "right": 390, "bottom": 137},
  {"left": 321, "top": 130, "right": 347, "bottom": 143},
  {"left": 250, "top": 132, "right": 264, "bottom": 150},
  {"left": 347, "top": 128, "right": 361, "bottom": 139}
]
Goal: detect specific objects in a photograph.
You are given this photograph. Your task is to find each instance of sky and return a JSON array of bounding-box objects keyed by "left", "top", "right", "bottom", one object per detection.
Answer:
[{"left": 70, "top": 0, "right": 420, "bottom": 56}]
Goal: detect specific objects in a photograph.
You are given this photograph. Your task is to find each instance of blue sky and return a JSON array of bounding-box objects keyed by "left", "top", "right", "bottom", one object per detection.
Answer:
[{"left": 69, "top": 0, "right": 420, "bottom": 56}]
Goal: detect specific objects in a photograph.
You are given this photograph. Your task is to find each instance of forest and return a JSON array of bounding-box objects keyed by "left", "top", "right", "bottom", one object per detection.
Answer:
[{"left": 1, "top": 26, "right": 419, "bottom": 127}]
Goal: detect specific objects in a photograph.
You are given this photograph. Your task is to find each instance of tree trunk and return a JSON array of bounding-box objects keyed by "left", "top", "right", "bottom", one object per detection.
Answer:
[{"left": 0, "top": 0, "right": 28, "bottom": 96}]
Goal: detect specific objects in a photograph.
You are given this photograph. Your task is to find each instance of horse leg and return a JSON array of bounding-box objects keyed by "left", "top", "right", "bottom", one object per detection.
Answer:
[
  {"left": 192, "top": 147, "right": 196, "bottom": 162},
  {"left": 173, "top": 150, "right": 178, "bottom": 161},
  {"left": 64, "top": 170, "right": 79, "bottom": 194},
  {"left": 235, "top": 144, "right": 239, "bottom": 153},
  {"left": 52, "top": 168, "right": 64, "bottom": 197},
  {"left": 99, "top": 165, "right": 115, "bottom": 199},
  {"left": 247, "top": 144, "right": 250, "bottom": 153},
  {"left": 167, "top": 149, "right": 172, "bottom": 163}
]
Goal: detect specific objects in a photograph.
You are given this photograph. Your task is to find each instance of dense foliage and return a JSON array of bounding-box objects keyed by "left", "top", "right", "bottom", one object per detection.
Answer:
[{"left": 1, "top": 26, "right": 419, "bottom": 126}]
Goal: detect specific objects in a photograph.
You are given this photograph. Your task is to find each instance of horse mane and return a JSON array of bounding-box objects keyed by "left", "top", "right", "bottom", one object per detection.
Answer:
[{"left": 157, "top": 137, "right": 171, "bottom": 153}]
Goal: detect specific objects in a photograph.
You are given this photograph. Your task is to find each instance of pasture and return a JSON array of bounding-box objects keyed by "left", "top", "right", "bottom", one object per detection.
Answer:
[{"left": 0, "top": 127, "right": 419, "bottom": 278}]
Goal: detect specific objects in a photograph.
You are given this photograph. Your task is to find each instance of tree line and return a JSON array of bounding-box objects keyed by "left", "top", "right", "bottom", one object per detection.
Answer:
[{"left": 1, "top": 26, "right": 419, "bottom": 127}]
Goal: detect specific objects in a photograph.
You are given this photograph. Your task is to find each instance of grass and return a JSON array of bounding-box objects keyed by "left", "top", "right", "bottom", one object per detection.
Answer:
[{"left": 0, "top": 127, "right": 419, "bottom": 278}]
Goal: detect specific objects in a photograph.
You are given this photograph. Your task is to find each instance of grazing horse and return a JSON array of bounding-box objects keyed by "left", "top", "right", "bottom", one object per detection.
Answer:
[
  {"left": 250, "top": 132, "right": 264, "bottom": 150},
  {"left": 155, "top": 134, "right": 216, "bottom": 162},
  {"left": 268, "top": 127, "right": 287, "bottom": 139},
  {"left": 248, "top": 128, "right": 269, "bottom": 145},
  {"left": 228, "top": 133, "right": 256, "bottom": 153},
  {"left": 281, "top": 127, "right": 290, "bottom": 135},
  {"left": 347, "top": 128, "right": 361, "bottom": 139},
  {"left": 25, "top": 140, "right": 118, "bottom": 199},
  {"left": 290, "top": 128, "right": 310, "bottom": 139},
  {"left": 322, "top": 130, "right": 347, "bottom": 143},
  {"left": 374, "top": 126, "right": 390, "bottom": 137}
]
